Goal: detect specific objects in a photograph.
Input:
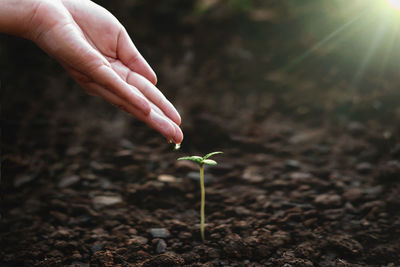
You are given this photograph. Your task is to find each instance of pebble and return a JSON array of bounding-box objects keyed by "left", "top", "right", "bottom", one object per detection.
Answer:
[
  {"left": 379, "top": 160, "right": 400, "bottom": 181},
  {"left": 178, "top": 231, "right": 192, "bottom": 239},
  {"left": 127, "top": 236, "right": 148, "bottom": 245},
  {"left": 150, "top": 228, "right": 170, "bottom": 238},
  {"left": 242, "top": 166, "right": 264, "bottom": 183},
  {"left": 285, "top": 160, "right": 301, "bottom": 170},
  {"left": 58, "top": 175, "right": 80, "bottom": 188},
  {"left": 156, "top": 239, "right": 167, "bottom": 253},
  {"left": 356, "top": 162, "right": 373, "bottom": 174},
  {"left": 364, "top": 185, "right": 383, "bottom": 196},
  {"left": 119, "top": 139, "right": 135, "bottom": 149},
  {"left": 92, "top": 195, "right": 123, "bottom": 208},
  {"left": 314, "top": 193, "right": 342, "bottom": 207},
  {"left": 327, "top": 235, "right": 363, "bottom": 254},
  {"left": 343, "top": 188, "right": 363, "bottom": 202},
  {"left": 347, "top": 121, "right": 366, "bottom": 136},
  {"left": 71, "top": 262, "right": 89, "bottom": 267},
  {"left": 157, "top": 174, "right": 177, "bottom": 183},
  {"left": 13, "top": 174, "right": 36, "bottom": 188},
  {"left": 234, "top": 206, "right": 252, "bottom": 216},
  {"left": 72, "top": 250, "right": 82, "bottom": 260},
  {"left": 91, "top": 243, "right": 104, "bottom": 253},
  {"left": 289, "top": 172, "right": 312, "bottom": 181},
  {"left": 390, "top": 143, "right": 400, "bottom": 156}
]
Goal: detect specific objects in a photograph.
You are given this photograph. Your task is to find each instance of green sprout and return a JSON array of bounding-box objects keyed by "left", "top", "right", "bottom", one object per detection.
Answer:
[{"left": 178, "top": 151, "right": 223, "bottom": 241}]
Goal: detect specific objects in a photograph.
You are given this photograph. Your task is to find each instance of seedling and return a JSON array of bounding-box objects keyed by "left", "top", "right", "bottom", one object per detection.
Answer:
[{"left": 178, "top": 151, "right": 223, "bottom": 241}]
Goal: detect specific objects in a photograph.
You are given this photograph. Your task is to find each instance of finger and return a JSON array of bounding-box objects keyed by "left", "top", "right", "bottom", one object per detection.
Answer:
[
  {"left": 60, "top": 62, "right": 98, "bottom": 95},
  {"left": 126, "top": 72, "right": 181, "bottom": 126},
  {"left": 61, "top": 61, "right": 182, "bottom": 143},
  {"left": 109, "top": 60, "right": 181, "bottom": 126},
  {"left": 85, "top": 82, "right": 179, "bottom": 142},
  {"left": 89, "top": 64, "right": 151, "bottom": 115},
  {"left": 148, "top": 101, "right": 184, "bottom": 144},
  {"left": 117, "top": 28, "right": 158, "bottom": 85}
]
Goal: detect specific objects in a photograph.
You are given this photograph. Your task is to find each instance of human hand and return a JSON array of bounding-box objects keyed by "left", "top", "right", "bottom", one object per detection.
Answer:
[{"left": 6, "top": 0, "right": 183, "bottom": 143}]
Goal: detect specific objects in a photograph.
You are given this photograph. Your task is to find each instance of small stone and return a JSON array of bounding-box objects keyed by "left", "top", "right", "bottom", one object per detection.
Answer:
[
  {"left": 91, "top": 243, "right": 104, "bottom": 253},
  {"left": 178, "top": 231, "right": 192, "bottom": 239},
  {"left": 289, "top": 172, "right": 312, "bottom": 181},
  {"left": 120, "top": 139, "right": 135, "bottom": 149},
  {"left": 234, "top": 206, "right": 251, "bottom": 216},
  {"left": 314, "top": 193, "right": 342, "bottom": 207},
  {"left": 66, "top": 146, "right": 84, "bottom": 156},
  {"left": 115, "top": 149, "right": 133, "bottom": 157},
  {"left": 364, "top": 185, "right": 383, "bottom": 196},
  {"left": 156, "top": 239, "right": 167, "bottom": 253},
  {"left": 285, "top": 160, "right": 301, "bottom": 170},
  {"left": 150, "top": 228, "right": 170, "bottom": 238},
  {"left": 127, "top": 236, "right": 148, "bottom": 245},
  {"left": 390, "top": 144, "right": 400, "bottom": 156},
  {"left": 92, "top": 195, "right": 123, "bottom": 208},
  {"left": 72, "top": 250, "right": 82, "bottom": 260},
  {"left": 58, "top": 175, "right": 80, "bottom": 188},
  {"left": 347, "top": 121, "right": 365, "bottom": 136},
  {"left": 327, "top": 234, "right": 363, "bottom": 254},
  {"left": 157, "top": 174, "right": 177, "bottom": 183},
  {"left": 71, "top": 262, "right": 89, "bottom": 267},
  {"left": 356, "top": 162, "right": 373, "bottom": 174},
  {"left": 14, "top": 175, "right": 35, "bottom": 188},
  {"left": 242, "top": 166, "right": 264, "bottom": 183},
  {"left": 343, "top": 188, "right": 363, "bottom": 202},
  {"left": 379, "top": 160, "right": 400, "bottom": 182}
]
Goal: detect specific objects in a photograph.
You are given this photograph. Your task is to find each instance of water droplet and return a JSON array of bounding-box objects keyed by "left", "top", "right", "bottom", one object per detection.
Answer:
[{"left": 174, "top": 143, "right": 181, "bottom": 151}]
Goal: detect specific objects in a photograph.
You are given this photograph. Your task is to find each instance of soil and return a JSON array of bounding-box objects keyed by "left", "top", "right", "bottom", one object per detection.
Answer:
[{"left": 1, "top": 1, "right": 400, "bottom": 266}]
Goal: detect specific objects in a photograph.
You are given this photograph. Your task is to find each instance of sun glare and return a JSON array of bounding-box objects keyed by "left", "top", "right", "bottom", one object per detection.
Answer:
[{"left": 386, "top": 0, "right": 400, "bottom": 10}]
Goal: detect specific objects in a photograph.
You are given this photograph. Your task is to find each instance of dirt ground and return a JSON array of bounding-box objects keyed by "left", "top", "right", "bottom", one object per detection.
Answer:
[{"left": 1, "top": 1, "right": 400, "bottom": 266}]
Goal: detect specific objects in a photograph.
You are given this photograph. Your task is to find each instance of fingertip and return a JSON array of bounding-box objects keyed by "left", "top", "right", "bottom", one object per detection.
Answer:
[
  {"left": 164, "top": 101, "right": 181, "bottom": 126},
  {"left": 151, "top": 72, "right": 158, "bottom": 85},
  {"left": 175, "top": 112, "right": 182, "bottom": 126},
  {"left": 173, "top": 124, "right": 184, "bottom": 144}
]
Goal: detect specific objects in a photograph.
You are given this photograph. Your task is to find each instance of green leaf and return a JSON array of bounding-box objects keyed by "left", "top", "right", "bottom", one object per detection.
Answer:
[
  {"left": 202, "top": 159, "right": 217, "bottom": 165},
  {"left": 178, "top": 156, "right": 203, "bottom": 164},
  {"left": 203, "top": 151, "right": 223, "bottom": 160}
]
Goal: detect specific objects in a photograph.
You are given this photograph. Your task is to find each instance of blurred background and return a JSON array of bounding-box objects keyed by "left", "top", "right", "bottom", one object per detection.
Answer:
[
  {"left": 1, "top": 0, "right": 400, "bottom": 171},
  {"left": 1, "top": 1, "right": 400, "bottom": 265}
]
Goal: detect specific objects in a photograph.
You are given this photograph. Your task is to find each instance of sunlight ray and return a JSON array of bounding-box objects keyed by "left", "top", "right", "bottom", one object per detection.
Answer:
[
  {"left": 351, "top": 17, "right": 388, "bottom": 88},
  {"left": 386, "top": 0, "right": 400, "bottom": 10},
  {"left": 377, "top": 20, "right": 398, "bottom": 80},
  {"left": 284, "top": 11, "right": 366, "bottom": 71}
]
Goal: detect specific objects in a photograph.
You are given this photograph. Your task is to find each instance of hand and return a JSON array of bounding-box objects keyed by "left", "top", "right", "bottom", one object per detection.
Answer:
[{"left": 3, "top": 0, "right": 183, "bottom": 144}]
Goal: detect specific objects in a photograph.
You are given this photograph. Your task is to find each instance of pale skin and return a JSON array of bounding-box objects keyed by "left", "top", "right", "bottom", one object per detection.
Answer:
[{"left": 0, "top": 0, "right": 183, "bottom": 144}]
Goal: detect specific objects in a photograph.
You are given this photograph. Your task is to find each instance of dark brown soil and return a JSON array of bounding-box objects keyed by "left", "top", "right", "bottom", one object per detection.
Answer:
[{"left": 1, "top": 1, "right": 400, "bottom": 266}]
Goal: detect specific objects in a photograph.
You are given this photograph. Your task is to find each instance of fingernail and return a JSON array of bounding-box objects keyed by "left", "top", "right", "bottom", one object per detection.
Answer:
[
  {"left": 153, "top": 112, "right": 176, "bottom": 140},
  {"left": 172, "top": 124, "right": 184, "bottom": 144}
]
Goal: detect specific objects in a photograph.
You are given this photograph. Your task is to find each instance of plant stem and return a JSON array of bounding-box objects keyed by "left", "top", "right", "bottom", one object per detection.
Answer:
[{"left": 200, "top": 164, "right": 205, "bottom": 241}]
